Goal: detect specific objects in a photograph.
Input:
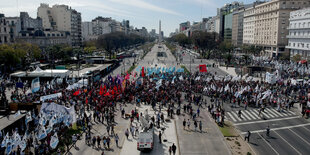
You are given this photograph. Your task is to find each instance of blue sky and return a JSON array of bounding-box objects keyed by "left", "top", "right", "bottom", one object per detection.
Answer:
[{"left": 1, "top": 0, "right": 257, "bottom": 36}]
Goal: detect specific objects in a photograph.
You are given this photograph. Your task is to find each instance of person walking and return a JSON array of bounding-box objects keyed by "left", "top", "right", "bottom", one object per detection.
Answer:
[
  {"left": 244, "top": 131, "right": 251, "bottom": 142},
  {"left": 125, "top": 128, "right": 129, "bottom": 139},
  {"left": 169, "top": 146, "right": 172, "bottom": 155},
  {"left": 266, "top": 126, "right": 270, "bottom": 137},
  {"left": 199, "top": 121, "right": 202, "bottom": 133},
  {"left": 172, "top": 143, "right": 177, "bottom": 155},
  {"left": 72, "top": 134, "right": 77, "bottom": 148},
  {"left": 183, "top": 119, "right": 186, "bottom": 130},
  {"left": 194, "top": 120, "right": 197, "bottom": 131},
  {"left": 238, "top": 110, "right": 242, "bottom": 119},
  {"left": 159, "top": 131, "right": 162, "bottom": 144},
  {"left": 106, "top": 137, "right": 110, "bottom": 149},
  {"left": 115, "top": 134, "right": 119, "bottom": 147},
  {"left": 92, "top": 136, "right": 96, "bottom": 148},
  {"left": 187, "top": 119, "right": 190, "bottom": 130},
  {"left": 97, "top": 136, "right": 101, "bottom": 148}
]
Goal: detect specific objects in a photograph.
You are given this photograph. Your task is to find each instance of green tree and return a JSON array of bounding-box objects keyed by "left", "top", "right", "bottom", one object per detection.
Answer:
[
  {"left": 0, "top": 44, "right": 20, "bottom": 71},
  {"left": 292, "top": 54, "right": 302, "bottom": 62},
  {"left": 219, "top": 41, "right": 234, "bottom": 53}
]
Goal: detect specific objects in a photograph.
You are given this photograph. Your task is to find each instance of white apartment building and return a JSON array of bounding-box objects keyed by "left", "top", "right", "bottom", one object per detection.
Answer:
[
  {"left": 243, "top": 7, "right": 255, "bottom": 44},
  {"left": 0, "top": 14, "right": 21, "bottom": 44},
  {"left": 37, "top": 3, "right": 82, "bottom": 47},
  {"left": 286, "top": 8, "right": 310, "bottom": 59},
  {"left": 241, "top": 0, "right": 310, "bottom": 57}
]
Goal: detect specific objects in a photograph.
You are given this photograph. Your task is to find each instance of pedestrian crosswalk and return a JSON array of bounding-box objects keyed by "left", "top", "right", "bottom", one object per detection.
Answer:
[{"left": 226, "top": 108, "right": 297, "bottom": 123}]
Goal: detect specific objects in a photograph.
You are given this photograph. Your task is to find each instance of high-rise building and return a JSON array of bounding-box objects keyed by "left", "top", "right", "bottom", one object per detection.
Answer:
[
  {"left": 243, "top": 6, "right": 256, "bottom": 45},
  {"left": 82, "top": 22, "right": 94, "bottom": 41},
  {"left": 179, "top": 21, "right": 190, "bottom": 32},
  {"left": 286, "top": 8, "right": 310, "bottom": 59},
  {"left": 20, "top": 12, "right": 42, "bottom": 31},
  {"left": 91, "top": 17, "right": 112, "bottom": 35},
  {"left": 159, "top": 20, "right": 162, "bottom": 42},
  {"left": 37, "top": 3, "right": 82, "bottom": 47},
  {"left": 218, "top": 2, "right": 242, "bottom": 40},
  {"left": 0, "top": 14, "right": 21, "bottom": 44},
  {"left": 244, "top": 0, "right": 310, "bottom": 57}
]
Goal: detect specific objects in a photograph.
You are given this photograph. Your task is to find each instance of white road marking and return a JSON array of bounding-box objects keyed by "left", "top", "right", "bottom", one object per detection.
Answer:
[
  {"left": 257, "top": 133, "right": 280, "bottom": 155},
  {"left": 302, "top": 126, "right": 310, "bottom": 132},
  {"left": 231, "top": 111, "right": 242, "bottom": 122},
  {"left": 288, "top": 128, "right": 310, "bottom": 146},
  {"left": 240, "top": 123, "right": 310, "bottom": 134},
  {"left": 244, "top": 110, "right": 257, "bottom": 120},
  {"left": 274, "top": 131, "right": 302, "bottom": 155},
  {"left": 284, "top": 110, "right": 296, "bottom": 115},
  {"left": 270, "top": 109, "right": 286, "bottom": 117},
  {"left": 235, "top": 116, "right": 300, "bottom": 126},
  {"left": 241, "top": 110, "right": 252, "bottom": 120},
  {"left": 227, "top": 112, "right": 237, "bottom": 122},
  {"left": 264, "top": 108, "right": 278, "bottom": 117},
  {"left": 251, "top": 109, "right": 265, "bottom": 119},
  {"left": 261, "top": 110, "right": 273, "bottom": 118}
]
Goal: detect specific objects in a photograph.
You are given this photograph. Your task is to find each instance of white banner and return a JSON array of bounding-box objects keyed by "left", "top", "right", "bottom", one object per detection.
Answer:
[
  {"left": 40, "top": 102, "right": 76, "bottom": 124},
  {"left": 40, "top": 93, "right": 62, "bottom": 102},
  {"left": 265, "top": 72, "right": 276, "bottom": 84}
]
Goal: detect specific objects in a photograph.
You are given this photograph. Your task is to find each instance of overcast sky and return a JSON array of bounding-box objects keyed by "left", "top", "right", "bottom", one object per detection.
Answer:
[{"left": 1, "top": 0, "right": 258, "bottom": 36}]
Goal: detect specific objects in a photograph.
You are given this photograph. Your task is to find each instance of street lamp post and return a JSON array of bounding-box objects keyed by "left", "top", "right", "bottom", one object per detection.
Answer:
[{"left": 190, "top": 53, "right": 192, "bottom": 74}]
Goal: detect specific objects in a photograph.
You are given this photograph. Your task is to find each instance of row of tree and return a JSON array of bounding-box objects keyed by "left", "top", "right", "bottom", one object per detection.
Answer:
[
  {"left": 168, "top": 31, "right": 267, "bottom": 65},
  {"left": 0, "top": 43, "right": 41, "bottom": 72}
]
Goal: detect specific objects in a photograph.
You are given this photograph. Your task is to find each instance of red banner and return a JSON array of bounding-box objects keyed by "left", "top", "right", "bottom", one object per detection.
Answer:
[{"left": 199, "top": 64, "right": 207, "bottom": 72}]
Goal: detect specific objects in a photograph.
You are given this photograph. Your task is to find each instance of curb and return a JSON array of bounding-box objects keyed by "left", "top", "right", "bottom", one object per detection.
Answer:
[
  {"left": 174, "top": 119, "right": 181, "bottom": 155},
  {"left": 231, "top": 122, "right": 257, "bottom": 155},
  {"left": 206, "top": 112, "right": 233, "bottom": 155}
]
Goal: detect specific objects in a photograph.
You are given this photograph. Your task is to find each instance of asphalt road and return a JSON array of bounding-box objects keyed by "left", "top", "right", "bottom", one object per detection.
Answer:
[{"left": 180, "top": 50, "right": 310, "bottom": 155}]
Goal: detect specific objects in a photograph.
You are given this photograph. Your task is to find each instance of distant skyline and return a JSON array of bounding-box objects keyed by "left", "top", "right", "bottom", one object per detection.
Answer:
[{"left": 1, "top": 0, "right": 258, "bottom": 36}]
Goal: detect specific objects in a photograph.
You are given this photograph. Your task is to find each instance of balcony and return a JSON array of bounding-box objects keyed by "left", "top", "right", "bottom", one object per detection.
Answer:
[
  {"left": 286, "top": 45, "right": 310, "bottom": 51},
  {"left": 287, "top": 26, "right": 310, "bottom": 30},
  {"left": 286, "top": 35, "right": 310, "bottom": 39}
]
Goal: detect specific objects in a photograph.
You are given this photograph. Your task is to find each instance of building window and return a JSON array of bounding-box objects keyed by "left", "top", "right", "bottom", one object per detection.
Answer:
[{"left": 4, "top": 27, "right": 6, "bottom": 32}]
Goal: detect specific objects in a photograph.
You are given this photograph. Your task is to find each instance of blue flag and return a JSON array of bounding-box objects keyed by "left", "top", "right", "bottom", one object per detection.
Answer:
[{"left": 31, "top": 77, "right": 40, "bottom": 93}]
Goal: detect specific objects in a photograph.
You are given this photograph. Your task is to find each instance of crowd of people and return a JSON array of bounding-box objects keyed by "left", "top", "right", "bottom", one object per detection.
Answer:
[{"left": 1, "top": 54, "right": 310, "bottom": 154}]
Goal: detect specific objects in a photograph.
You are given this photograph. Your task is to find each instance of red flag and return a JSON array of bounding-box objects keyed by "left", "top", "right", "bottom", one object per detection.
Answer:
[
  {"left": 199, "top": 64, "right": 207, "bottom": 72},
  {"left": 125, "top": 73, "right": 130, "bottom": 80},
  {"left": 141, "top": 67, "right": 145, "bottom": 77},
  {"left": 85, "top": 97, "right": 88, "bottom": 104},
  {"left": 104, "top": 91, "right": 110, "bottom": 96},
  {"left": 73, "top": 89, "right": 81, "bottom": 96}
]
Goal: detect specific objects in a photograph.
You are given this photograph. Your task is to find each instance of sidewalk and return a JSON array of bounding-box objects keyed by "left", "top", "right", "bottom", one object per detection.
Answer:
[
  {"left": 120, "top": 104, "right": 179, "bottom": 155},
  {"left": 67, "top": 103, "right": 135, "bottom": 155}
]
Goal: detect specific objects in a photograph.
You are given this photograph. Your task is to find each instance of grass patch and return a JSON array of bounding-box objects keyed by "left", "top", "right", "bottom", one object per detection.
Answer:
[
  {"left": 180, "top": 65, "right": 190, "bottom": 74},
  {"left": 128, "top": 65, "right": 137, "bottom": 73},
  {"left": 218, "top": 122, "right": 238, "bottom": 137},
  {"left": 164, "top": 42, "right": 177, "bottom": 58}
]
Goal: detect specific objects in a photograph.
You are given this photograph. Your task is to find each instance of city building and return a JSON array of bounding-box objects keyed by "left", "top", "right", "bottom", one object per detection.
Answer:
[
  {"left": 0, "top": 14, "right": 21, "bottom": 44},
  {"left": 232, "top": 9, "right": 244, "bottom": 46},
  {"left": 232, "top": 2, "right": 262, "bottom": 47},
  {"left": 243, "top": 6, "right": 256, "bottom": 45},
  {"left": 16, "top": 30, "right": 71, "bottom": 48},
  {"left": 248, "top": 0, "right": 310, "bottom": 57},
  {"left": 37, "top": 3, "right": 82, "bottom": 47},
  {"left": 286, "top": 7, "right": 310, "bottom": 59},
  {"left": 20, "top": 12, "right": 42, "bottom": 31},
  {"left": 82, "top": 22, "right": 97, "bottom": 41},
  {"left": 91, "top": 17, "right": 112, "bottom": 36},
  {"left": 206, "top": 16, "right": 217, "bottom": 33},
  {"left": 179, "top": 21, "right": 190, "bottom": 32},
  {"left": 218, "top": 2, "right": 242, "bottom": 40},
  {"left": 122, "top": 20, "right": 130, "bottom": 34}
]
